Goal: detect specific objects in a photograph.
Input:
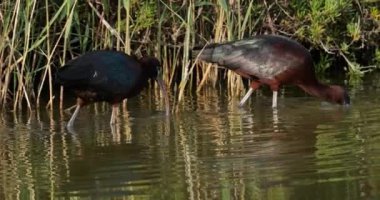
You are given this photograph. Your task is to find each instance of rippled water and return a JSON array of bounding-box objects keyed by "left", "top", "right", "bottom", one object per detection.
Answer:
[{"left": 1, "top": 74, "right": 380, "bottom": 199}]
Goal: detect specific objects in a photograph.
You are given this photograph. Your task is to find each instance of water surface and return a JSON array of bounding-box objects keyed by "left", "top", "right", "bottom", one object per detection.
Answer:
[{"left": 1, "top": 74, "right": 380, "bottom": 199}]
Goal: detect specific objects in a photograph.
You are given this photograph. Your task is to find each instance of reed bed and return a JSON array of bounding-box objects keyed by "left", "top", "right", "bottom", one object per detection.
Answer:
[{"left": 0, "top": 0, "right": 379, "bottom": 111}]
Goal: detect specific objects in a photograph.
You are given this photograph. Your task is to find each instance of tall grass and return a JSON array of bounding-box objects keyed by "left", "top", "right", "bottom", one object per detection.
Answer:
[{"left": 0, "top": 0, "right": 379, "bottom": 110}]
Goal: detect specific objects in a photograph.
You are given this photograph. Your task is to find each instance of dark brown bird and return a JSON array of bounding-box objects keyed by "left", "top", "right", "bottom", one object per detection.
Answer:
[
  {"left": 56, "top": 50, "right": 170, "bottom": 127},
  {"left": 193, "top": 35, "right": 350, "bottom": 107}
]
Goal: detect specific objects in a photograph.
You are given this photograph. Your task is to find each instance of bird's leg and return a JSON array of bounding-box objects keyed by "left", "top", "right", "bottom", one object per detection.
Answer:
[
  {"left": 271, "top": 86, "right": 280, "bottom": 131},
  {"left": 239, "top": 88, "right": 254, "bottom": 107},
  {"left": 270, "top": 84, "right": 280, "bottom": 108},
  {"left": 67, "top": 106, "right": 80, "bottom": 127},
  {"left": 239, "top": 81, "right": 260, "bottom": 107},
  {"left": 272, "top": 91, "right": 278, "bottom": 108},
  {"left": 64, "top": 104, "right": 77, "bottom": 113},
  {"left": 110, "top": 104, "right": 119, "bottom": 125},
  {"left": 67, "top": 98, "right": 83, "bottom": 128}
]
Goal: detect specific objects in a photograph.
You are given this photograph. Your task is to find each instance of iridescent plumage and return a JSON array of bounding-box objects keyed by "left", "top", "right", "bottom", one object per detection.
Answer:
[
  {"left": 193, "top": 35, "right": 350, "bottom": 107},
  {"left": 56, "top": 50, "right": 170, "bottom": 127}
]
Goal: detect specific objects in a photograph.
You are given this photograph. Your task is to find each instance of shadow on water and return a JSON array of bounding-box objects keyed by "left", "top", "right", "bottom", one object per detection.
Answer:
[{"left": 1, "top": 74, "right": 380, "bottom": 199}]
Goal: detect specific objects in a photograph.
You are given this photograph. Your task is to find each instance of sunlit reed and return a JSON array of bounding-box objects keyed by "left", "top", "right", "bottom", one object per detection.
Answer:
[{"left": 0, "top": 0, "right": 378, "bottom": 111}]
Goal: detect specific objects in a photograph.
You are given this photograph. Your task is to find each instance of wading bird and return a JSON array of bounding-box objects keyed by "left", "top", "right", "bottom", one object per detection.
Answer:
[
  {"left": 193, "top": 35, "right": 350, "bottom": 107},
  {"left": 56, "top": 50, "right": 170, "bottom": 127}
]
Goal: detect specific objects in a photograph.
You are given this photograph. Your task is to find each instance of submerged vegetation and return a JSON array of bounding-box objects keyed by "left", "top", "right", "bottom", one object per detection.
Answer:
[{"left": 0, "top": 0, "right": 379, "bottom": 110}]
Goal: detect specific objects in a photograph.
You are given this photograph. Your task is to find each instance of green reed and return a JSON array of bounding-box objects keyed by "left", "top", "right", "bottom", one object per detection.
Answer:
[{"left": 0, "top": 0, "right": 378, "bottom": 110}]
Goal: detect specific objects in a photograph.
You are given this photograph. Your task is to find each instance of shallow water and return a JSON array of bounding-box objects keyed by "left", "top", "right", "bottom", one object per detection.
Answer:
[{"left": 1, "top": 74, "right": 380, "bottom": 199}]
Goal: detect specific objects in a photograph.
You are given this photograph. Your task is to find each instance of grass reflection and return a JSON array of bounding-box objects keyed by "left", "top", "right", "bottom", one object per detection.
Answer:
[{"left": 0, "top": 83, "right": 380, "bottom": 199}]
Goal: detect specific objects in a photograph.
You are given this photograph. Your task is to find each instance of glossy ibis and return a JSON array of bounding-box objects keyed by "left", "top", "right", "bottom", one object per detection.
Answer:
[
  {"left": 193, "top": 35, "right": 350, "bottom": 107},
  {"left": 56, "top": 50, "right": 170, "bottom": 127}
]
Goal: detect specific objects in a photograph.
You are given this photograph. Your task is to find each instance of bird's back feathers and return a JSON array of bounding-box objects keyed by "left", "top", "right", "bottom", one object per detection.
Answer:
[
  {"left": 192, "top": 35, "right": 314, "bottom": 79},
  {"left": 56, "top": 51, "right": 144, "bottom": 99}
]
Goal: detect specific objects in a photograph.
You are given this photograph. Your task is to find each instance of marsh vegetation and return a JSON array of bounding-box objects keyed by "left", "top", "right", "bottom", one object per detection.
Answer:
[{"left": 0, "top": 0, "right": 379, "bottom": 110}]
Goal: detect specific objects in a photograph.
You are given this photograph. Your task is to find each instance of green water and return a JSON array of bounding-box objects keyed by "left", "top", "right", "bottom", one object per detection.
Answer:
[{"left": 1, "top": 74, "right": 380, "bottom": 199}]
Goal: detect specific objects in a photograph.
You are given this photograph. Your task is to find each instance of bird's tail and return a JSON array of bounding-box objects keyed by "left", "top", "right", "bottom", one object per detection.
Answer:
[
  {"left": 55, "top": 65, "right": 91, "bottom": 87},
  {"left": 191, "top": 43, "right": 219, "bottom": 62},
  {"left": 54, "top": 67, "right": 68, "bottom": 86}
]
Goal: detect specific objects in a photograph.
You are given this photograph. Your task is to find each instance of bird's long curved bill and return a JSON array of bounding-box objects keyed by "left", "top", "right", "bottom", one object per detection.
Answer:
[{"left": 156, "top": 77, "right": 170, "bottom": 116}]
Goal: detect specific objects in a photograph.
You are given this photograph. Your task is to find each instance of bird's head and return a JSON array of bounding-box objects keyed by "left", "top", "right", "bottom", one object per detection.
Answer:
[
  {"left": 139, "top": 56, "right": 170, "bottom": 116},
  {"left": 327, "top": 85, "right": 350, "bottom": 106},
  {"left": 139, "top": 57, "right": 162, "bottom": 79}
]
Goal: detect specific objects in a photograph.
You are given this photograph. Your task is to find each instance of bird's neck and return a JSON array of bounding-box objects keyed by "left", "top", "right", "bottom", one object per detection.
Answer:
[
  {"left": 137, "top": 76, "right": 150, "bottom": 89},
  {"left": 298, "top": 82, "right": 332, "bottom": 102}
]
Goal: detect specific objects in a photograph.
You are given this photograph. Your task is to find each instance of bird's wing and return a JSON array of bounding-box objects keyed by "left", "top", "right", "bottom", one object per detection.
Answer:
[
  {"left": 95, "top": 58, "right": 142, "bottom": 94},
  {"left": 56, "top": 60, "right": 97, "bottom": 87},
  {"left": 56, "top": 51, "right": 142, "bottom": 95},
  {"left": 202, "top": 39, "right": 299, "bottom": 79},
  {"left": 94, "top": 53, "right": 142, "bottom": 95}
]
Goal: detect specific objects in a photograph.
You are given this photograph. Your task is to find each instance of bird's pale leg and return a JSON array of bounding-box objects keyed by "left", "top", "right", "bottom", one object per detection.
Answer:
[
  {"left": 272, "top": 91, "right": 278, "bottom": 108},
  {"left": 65, "top": 104, "right": 77, "bottom": 113},
  {"left": 239, "top": 88, "right": 254, "bottom": 107},
  {"left": 239, "top": 81, "right": 260, "bottom": 107},
  {"left": 67, "top": 104, "right": 81, "bottom": 128},
  {"left": 110, "top": 104, "right": 119, "bottom": 125}
]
